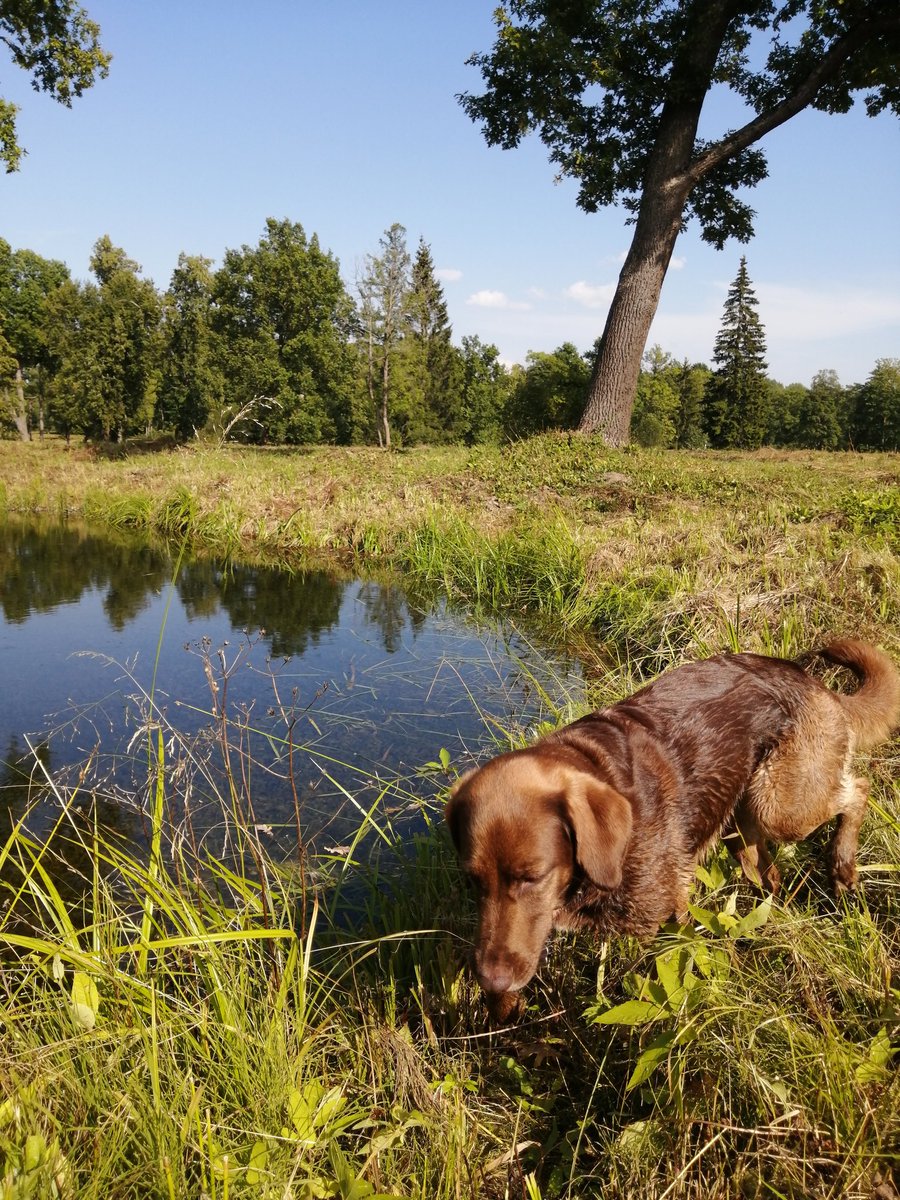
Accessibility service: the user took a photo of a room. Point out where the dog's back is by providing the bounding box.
[550,652,810,854]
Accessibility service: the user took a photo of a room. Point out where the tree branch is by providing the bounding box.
[685,15,900,186]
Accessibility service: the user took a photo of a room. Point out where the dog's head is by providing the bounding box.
[445,745,632,1012]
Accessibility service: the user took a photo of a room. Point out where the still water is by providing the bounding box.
[0,518,587,853]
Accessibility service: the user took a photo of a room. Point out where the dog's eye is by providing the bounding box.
[512,875,541,893]
[465,873,487,897]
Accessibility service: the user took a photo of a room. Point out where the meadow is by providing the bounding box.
[0,436,898,1199]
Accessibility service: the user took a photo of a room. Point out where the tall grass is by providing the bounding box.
[3,635,898,1198]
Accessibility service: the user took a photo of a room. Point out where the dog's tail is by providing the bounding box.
[813,638,900,752]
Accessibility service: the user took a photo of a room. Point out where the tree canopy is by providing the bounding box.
[461,0,900,445]
[1,0,110,172]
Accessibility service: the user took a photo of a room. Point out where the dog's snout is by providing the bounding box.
[474,944,527,996]
[476,962,515,995]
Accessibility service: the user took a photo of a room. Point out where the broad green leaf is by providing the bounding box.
[591,999,667,1026]
[627,1031,678,1089]
[654,951,689,1009]
[71,971,100,1030]
[855,1028,895,1081]
[314,1085,347,1130]
[731,895,773,938]
[246,1140,268,1185]
[24,1133,46,1172]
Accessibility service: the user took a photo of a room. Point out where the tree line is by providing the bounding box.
[1,225,897,450]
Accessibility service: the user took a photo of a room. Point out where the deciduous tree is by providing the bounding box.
[158,254,223,439]
[461,1,900,446]
[503,342,589,437]
[458,334,509,444]
[0,238,69,438]
[853,358,900,450]
[795,368,846,449]
[357,223,412,449]
[1,0,110,171]
[212,219,358,444]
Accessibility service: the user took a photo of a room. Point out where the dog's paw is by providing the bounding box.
[830,857,858,899]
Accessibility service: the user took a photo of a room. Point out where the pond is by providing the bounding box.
[0,518,589,858]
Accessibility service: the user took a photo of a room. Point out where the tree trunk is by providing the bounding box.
[380,348,392,450]
[578,193,687,445]
[578,0,740,446]
[12,364,30,441]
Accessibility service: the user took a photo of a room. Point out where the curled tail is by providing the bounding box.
[813,638,900,752]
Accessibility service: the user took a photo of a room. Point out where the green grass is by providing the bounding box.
[1,435,899,1197]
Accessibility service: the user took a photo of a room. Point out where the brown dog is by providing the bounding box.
[446,639,899,1018]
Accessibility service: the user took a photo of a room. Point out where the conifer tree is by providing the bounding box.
[704,257,769,449]
[406,238,460,440]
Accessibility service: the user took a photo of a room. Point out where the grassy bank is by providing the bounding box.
[1,436,899,1198]
[1,437,899,661]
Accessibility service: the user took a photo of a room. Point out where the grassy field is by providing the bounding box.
[1,436,898,1199]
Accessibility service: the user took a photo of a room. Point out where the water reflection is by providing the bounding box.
[0,518,586,856]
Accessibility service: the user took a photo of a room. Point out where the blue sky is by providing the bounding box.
[3,1,898,385]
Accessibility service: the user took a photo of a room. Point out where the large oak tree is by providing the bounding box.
[461,0,900,446]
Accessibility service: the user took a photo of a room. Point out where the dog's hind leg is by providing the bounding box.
[829,775,869,897]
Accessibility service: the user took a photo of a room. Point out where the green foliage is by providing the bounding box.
[211,218,359,445]
[356,222,413,449]
[461,1,900,245]
[52,237,162,441]
[793,368,846,450]
[402,238,462,443]
[630,346,680,447]
[0,239,70,439]
[457,334,509,444]
[503,342,589,436]
[157,253,223,439]
[766,379,810,447]
[852,357,900,450]
[0,0,110,172]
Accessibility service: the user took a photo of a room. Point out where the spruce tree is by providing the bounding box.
[406,238,460,441]
[704,257,769,449]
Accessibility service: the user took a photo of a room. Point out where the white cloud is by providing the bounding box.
[755,282,900,341]
[436,267,462,282]
[564,279,617,309]
[670,255,686,270]
[527,286,547,300]
[466,289,531,311]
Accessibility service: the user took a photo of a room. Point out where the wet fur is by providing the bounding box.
[446,639,900,1019]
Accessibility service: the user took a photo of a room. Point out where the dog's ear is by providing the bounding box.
[444,768,477,851]
[563,775,632,889]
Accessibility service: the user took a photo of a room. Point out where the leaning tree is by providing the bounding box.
[460,0,900,445]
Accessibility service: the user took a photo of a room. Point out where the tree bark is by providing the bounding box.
[12,364,30,441]
[578,191,688,445]
[380,349,392,450]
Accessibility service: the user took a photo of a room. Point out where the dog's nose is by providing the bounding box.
[477,966,514,995]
